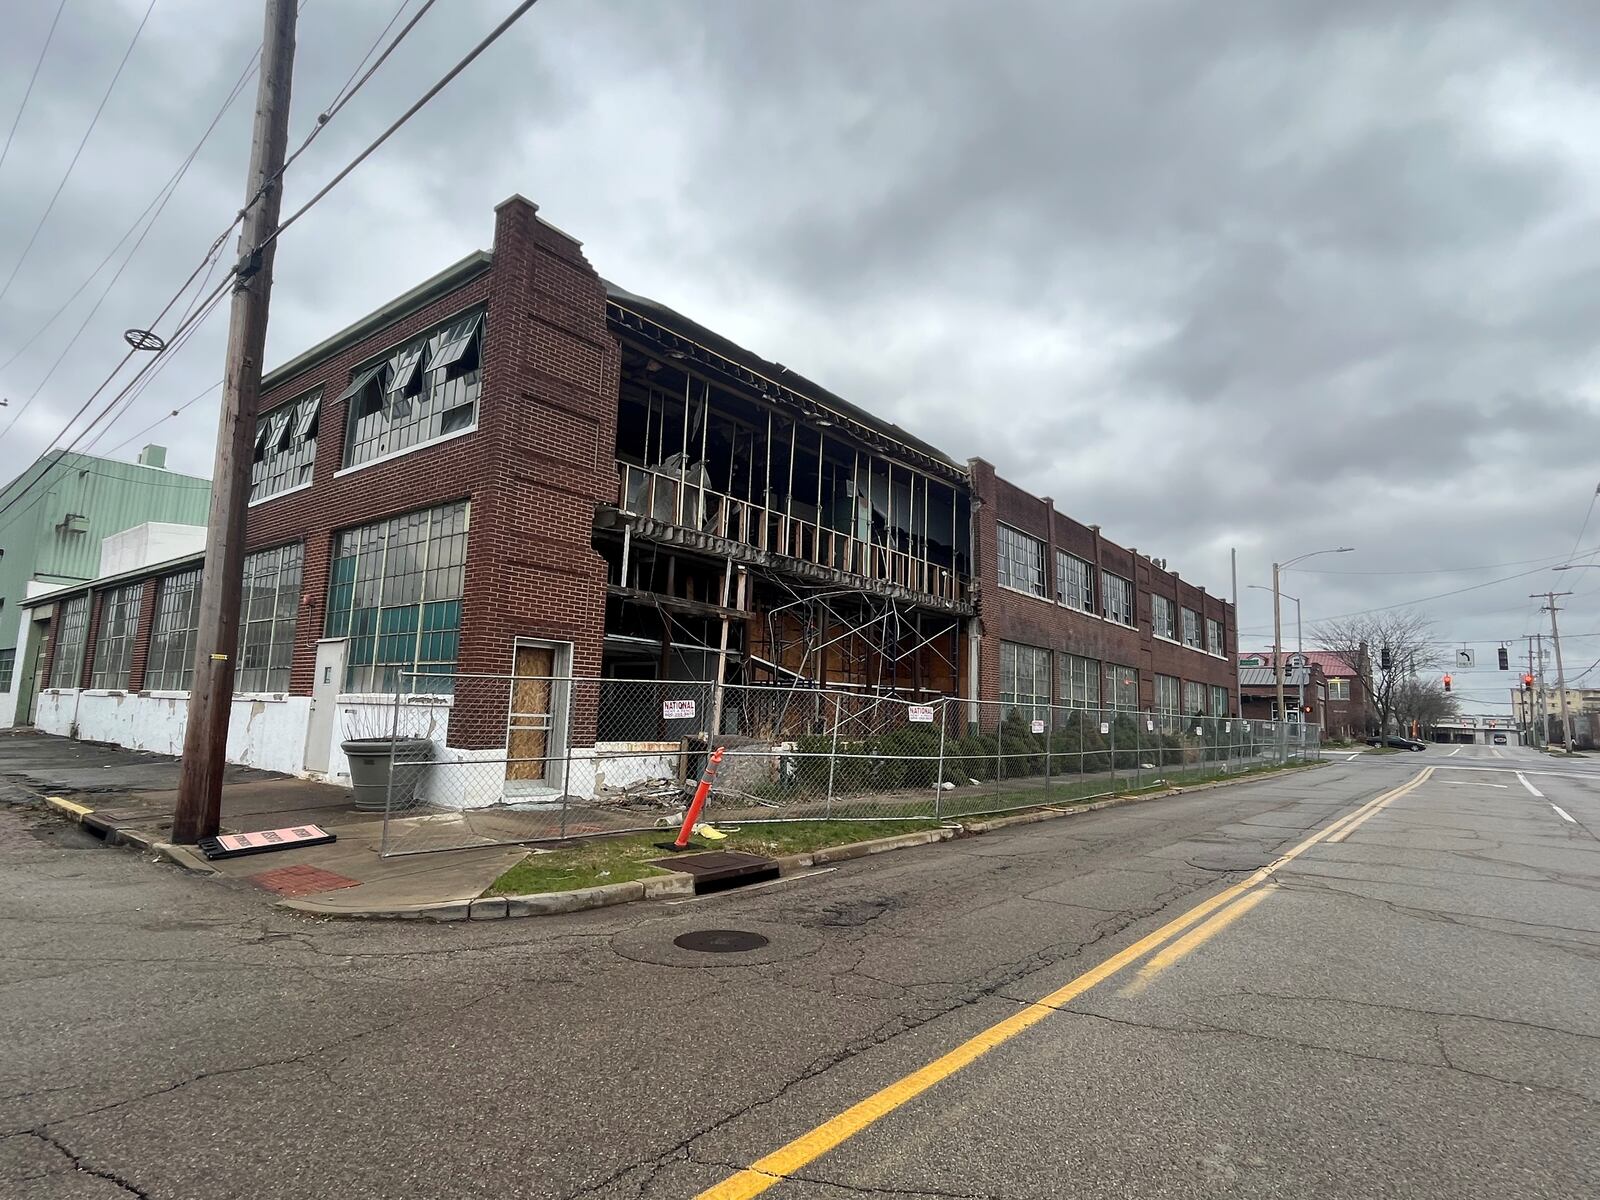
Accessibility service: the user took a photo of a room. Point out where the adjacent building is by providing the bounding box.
[968,461,1235,724]
[1238,663,1327,729]
[1242,649,1371,739]
[0,447,209,724]
[6,195,1237,791]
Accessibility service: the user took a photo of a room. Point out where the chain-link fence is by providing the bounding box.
[367,674,1321,855]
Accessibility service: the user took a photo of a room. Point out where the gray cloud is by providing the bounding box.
[3,0,1598,708]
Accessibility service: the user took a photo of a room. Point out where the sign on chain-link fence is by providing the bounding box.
[370,674,1321,855]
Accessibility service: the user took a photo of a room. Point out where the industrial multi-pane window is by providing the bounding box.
[996,524,1045,598]
[1152,594,1176,640]
[1055,551,1094,611]
[146,568,203,691]
[89,583,142,689]
[999,641,1051,720]
[250,389,320,501]
[1206,617,1224,655]
[1105,662,1138,709]
[1183,681,1206,715]
[0,648,14,693]
[1059,653,1100,709]
[1101,571,1133,625]
[325,500,468,693]
[47,594,89,688]
[236,544,303,693]
[340,309,483,469]
[1155,673,1180,713]
[1181,607,1201,648]
[1211,685,1229,717]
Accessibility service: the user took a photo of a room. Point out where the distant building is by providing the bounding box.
[0,447,209,723]
[1511,686,1600,726]
[1238,664,1327,729]
[1241,649,1371,738]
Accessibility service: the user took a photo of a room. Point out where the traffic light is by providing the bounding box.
[1380,646,1393,671]
[1497,647,1509,671]
[1522,673,1534,691]
[1301,704,1313,715]
[1443,673,1452,692]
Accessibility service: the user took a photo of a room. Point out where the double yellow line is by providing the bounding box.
[695,767,1434,1200]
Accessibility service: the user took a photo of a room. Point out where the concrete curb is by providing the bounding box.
[151,842,220,876]
[43,794,163,853]
[33,761,1326,922]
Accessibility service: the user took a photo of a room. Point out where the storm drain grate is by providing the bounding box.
[673,929,771,953]
[649,850,780,894]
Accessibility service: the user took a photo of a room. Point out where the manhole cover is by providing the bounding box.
[672,929,771,953]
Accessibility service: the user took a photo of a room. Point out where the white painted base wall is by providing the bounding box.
[33,690,312,777]
[23,689,657,809]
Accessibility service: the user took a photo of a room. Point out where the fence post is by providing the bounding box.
[558,678,574,840]
[380,689,401,856]
[1106,709,1115,792]
[1043,705,1053,802]
[994,706,1004,805]
[1136,715,1145,791]
[825,694,841,819]
[934,700,947,820]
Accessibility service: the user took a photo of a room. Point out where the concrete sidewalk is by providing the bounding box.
[0,729,526,917]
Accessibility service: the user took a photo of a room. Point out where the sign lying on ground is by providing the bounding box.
[908,705,935,723]
[198,825,336,860]
[662,699,696,720]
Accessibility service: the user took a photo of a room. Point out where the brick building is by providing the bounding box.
[967,461,1235,721]
[1243,650,1370,738]
[1238,663,1327,729]
[11,194,1235,791]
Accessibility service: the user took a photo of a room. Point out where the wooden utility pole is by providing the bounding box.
[172,0,298,843]
[1534,591,1575,755]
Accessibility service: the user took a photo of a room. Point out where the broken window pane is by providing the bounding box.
[341,309,484,468]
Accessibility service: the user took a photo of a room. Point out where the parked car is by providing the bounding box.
[1493,734,1507,745]
[1365,735,1428,751]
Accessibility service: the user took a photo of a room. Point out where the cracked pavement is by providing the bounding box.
[3,744,1597,1198]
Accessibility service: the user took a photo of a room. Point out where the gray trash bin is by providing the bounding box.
[342,737,435,812]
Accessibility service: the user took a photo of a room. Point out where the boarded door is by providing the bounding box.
[508,644,556,784]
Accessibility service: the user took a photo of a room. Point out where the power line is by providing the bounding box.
[0,0,69,178]
[0,38,259,387]
[24,0,431,459]
[260,0,542,257]
[1292,550,1586,576]
[0,0,160,307]
[0,0,423,509]
[0,0,538,534]
[101,380,222,460]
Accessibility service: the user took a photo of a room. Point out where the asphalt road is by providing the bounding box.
[3,750,1596,1199]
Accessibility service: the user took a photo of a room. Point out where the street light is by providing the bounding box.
[1272,548,1353,743]
[1248,584,1304,716]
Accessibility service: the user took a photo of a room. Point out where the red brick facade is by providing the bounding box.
[969,459,1236,717]
[238,196,617,744]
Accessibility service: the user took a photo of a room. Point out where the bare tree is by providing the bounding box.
[1314,609,1440,735]
[1392,675,1460,734]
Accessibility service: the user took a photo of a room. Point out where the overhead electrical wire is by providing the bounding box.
[0,0,417,491]
[0,0,69,178]
[260,0,542,257]
[0,39,260,389]
[0,0,160,307]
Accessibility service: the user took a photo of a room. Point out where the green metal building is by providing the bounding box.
[0,446,211,721]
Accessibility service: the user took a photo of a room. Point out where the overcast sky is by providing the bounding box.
[3,0,1599,710]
